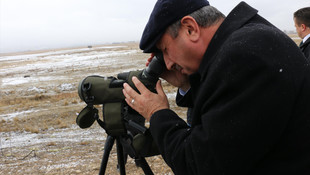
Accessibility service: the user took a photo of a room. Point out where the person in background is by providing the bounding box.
[123,0,310,174]
[294,7,310,59]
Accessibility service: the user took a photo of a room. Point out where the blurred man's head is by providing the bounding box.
[294,7,310,39]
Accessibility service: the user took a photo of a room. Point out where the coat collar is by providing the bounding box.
[195,1,258,81]
[300,36,310,48]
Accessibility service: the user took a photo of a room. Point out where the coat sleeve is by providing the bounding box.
[150,27,306,174]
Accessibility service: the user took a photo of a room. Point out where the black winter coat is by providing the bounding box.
[150,2,310,175]
[300,37,310,60]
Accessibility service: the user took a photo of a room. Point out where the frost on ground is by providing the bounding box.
[0,43,186,174]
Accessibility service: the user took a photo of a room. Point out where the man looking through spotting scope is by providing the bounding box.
[122,0,310,174]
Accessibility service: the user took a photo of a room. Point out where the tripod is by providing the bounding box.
[77,102,157,175]
[98,135,154,175]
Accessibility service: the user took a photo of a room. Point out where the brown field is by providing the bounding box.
[288,33,303,45]
[0,34,302,175]
[0,42,184,174]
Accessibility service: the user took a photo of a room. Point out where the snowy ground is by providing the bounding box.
[0,43,182,174]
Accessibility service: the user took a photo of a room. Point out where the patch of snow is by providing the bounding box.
[166,92,177,101]
[0,126,106,149]
[27,86,45,93]
[58,83,75,91]
[0,109,40,121]
[2,76,68,86]
[0,45,128,61]
[0,48,139,87]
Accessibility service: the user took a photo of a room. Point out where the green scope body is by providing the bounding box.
[78,52,165,105]
[78,76,125,105]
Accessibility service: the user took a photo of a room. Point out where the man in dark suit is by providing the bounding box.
[294,7,310,60]
[123,1,310,174]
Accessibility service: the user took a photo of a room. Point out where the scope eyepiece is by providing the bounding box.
[142,52,166,82]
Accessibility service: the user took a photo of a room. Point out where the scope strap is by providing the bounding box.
[103,102,126,137]
[96,114,105,130]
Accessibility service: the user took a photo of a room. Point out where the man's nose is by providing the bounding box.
[164,57,174,70]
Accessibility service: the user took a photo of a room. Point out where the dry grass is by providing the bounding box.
[0,42,180,174]
[288,33,302,45]
[0,91,81,132]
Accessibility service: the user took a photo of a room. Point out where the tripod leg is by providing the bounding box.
[99,135,115,175]
[135,157,154,175]
[116,138,126,175]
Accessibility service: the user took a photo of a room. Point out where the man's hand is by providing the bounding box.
[122,76,169,121]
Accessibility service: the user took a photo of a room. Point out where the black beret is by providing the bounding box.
[140,0,210,53]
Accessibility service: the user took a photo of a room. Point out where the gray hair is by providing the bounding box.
[167,6,225,38]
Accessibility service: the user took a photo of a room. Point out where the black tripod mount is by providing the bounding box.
[98,135,154,175]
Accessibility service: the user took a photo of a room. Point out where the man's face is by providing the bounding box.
[294,17,304,39]
[156,31,201,75]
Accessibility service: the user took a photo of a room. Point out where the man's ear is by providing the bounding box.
[301,24,307,31]
[180,16,200,41]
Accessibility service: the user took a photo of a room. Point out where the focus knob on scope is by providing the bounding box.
[117,52,166,92]
[117,52,165,82]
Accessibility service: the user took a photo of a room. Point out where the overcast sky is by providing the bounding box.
[0,0,309,54]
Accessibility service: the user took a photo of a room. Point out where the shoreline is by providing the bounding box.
[1,33,301,57]
[0,41,139,57]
